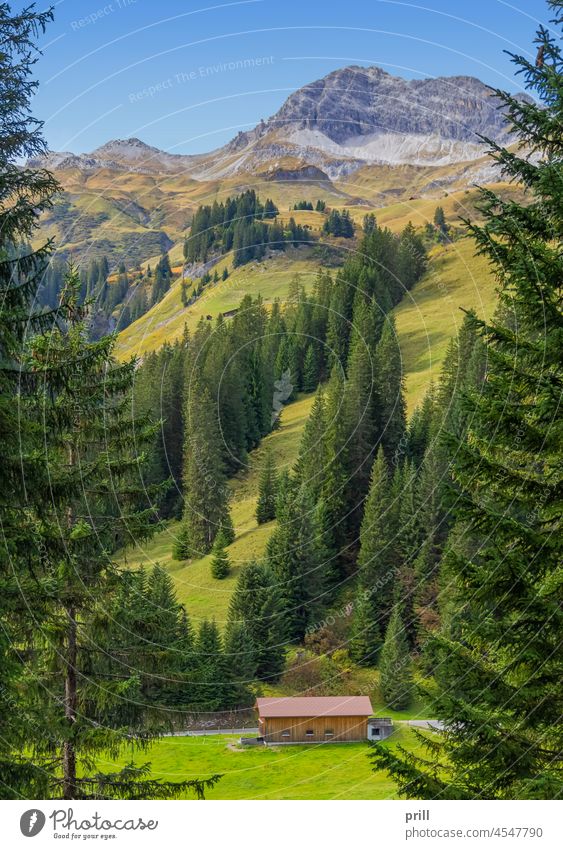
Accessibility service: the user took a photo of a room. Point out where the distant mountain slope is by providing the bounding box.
[217,66,523,178]
[31,65,525,180]
[29,64,527,267]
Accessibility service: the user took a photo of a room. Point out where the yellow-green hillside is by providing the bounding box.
[116,248,319,361]
[120,240,500,625]
[394,238,498,412]
[120,392,315,626]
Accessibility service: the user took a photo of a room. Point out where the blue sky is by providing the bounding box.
[29,0,552,155]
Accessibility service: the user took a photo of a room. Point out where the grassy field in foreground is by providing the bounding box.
[99,725,428,800]
[394,238,498,412]
[120,393,315,626]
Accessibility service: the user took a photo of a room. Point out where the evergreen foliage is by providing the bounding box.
[323,208,355,237]
[184,190,290,267]
[175,381,230,558]
[378,606,413,710]
[372,4,563,799]
[376,315,407,467]
[0,2,65,799]
[227,561,286,682]
[350,449,394,661]
[211,530,231,579]
[256,449,278,524]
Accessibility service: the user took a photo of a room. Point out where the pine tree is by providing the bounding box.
[302,344,318,391]
[349,590,382,666]
[376,315,407,468]
[223,621,256,707]
[372,4,563,799]
[256,449,278,524]
[0,3,66,799]
[195,620,226,710]
[175,381,229,558]
[293,387,327,500]
[378,606,413,710]
[342,296,380,539]
[228,562,286,681]
[211,530,230,579]
[352,449,394,658]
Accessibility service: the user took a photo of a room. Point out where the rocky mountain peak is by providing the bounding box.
[28,64,528,180]
[266,65,512,145]
[90,137,163,160]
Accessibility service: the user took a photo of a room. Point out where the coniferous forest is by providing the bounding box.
[0,0,561,808]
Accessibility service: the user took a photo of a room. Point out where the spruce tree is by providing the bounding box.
[342,296,380,539]
[395,460,423,647]
[219,510,236,545]
[326,272,354,371]
[302,343,318,391]
[256,448,278,524]
[372,3,563,799]
[266,479,309,640]
[293,386,328,500]
[195,619,226,710]
[228,562,286,681]
[0,3,64,798]
[175,380,230,558]
[320,367,349,574]
[0,12,218,800]
[376,315,407,468]
[30,267,219,800]
[355,448,396,634]
[349,590,382,666]
[223,621,256,707]
[378,606,413,710]
[407,385,435,467]
[211,529,230,579]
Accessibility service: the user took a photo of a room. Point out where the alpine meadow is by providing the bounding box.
[0,0,561,829]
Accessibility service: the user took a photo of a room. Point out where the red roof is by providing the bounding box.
[256,696,373,718]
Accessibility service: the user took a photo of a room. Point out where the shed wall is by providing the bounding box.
[260,715,368,743]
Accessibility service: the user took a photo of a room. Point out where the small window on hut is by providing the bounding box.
[281,730,290,738]
[305,729,315,737]
[324,729,334,737]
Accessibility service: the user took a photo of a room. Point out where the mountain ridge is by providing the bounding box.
[30,64,526,179]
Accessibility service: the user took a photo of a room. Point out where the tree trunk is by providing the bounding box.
[62,604,78,800]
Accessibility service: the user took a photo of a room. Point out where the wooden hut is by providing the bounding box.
[255,696,373,744]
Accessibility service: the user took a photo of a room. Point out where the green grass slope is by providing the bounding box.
[116,248,320,361]
[98,724,429,800]
[394,238,497,412]
[121,392,315,626]
[121,240,500,621]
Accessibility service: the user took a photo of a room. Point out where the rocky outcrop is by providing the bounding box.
[262,165,330,182]
[267,66,517,144]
